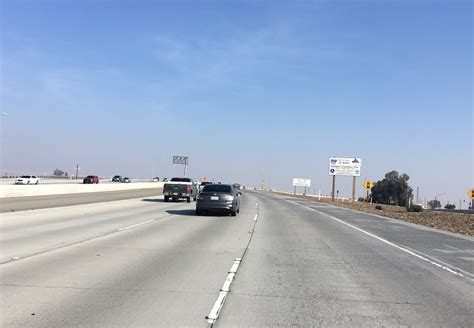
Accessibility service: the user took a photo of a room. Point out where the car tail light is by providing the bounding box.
[186,185,190,193]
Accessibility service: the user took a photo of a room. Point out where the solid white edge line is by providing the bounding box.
[117,219,154,231]
[206,258,242,324]
[286,199,472,281]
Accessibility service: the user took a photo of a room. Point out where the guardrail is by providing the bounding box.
[0,182,165,198]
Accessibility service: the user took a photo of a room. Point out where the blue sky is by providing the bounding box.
[1,0,472,205]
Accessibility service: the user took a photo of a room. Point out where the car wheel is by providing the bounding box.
[164,196,169,202]
[230,210,237,217]
[196,210,201,216]
[237,207,240,213]
[35,181,39,185]
[27,181,30,185]
[187,197,191,203]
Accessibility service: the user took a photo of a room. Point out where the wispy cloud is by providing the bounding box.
[150,23,343,96]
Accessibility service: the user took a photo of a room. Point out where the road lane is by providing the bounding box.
[217,191,473,327]
[279,194,474,279]
[0,188,164,213]
[0,196,179,263]
[0,192,257,327]
[1,191,473,327]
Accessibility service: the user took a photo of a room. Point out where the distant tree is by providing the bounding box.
[428,199,441,209]
[444,203,455,210]
[371,170,413,207]
[53,169,65,176]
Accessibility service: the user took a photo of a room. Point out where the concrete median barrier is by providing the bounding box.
[0,182,165,198]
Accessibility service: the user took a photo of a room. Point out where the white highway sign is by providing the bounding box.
[329,157,361,176]
[293,178,311,187]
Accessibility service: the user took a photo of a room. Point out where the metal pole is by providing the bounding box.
[294,186,296,195]
[184,164,187,177]
[416,186,419,204]
[352,176,356,203]
[331,175,336,202]
[304,186,307,196]
[75,164,79,180]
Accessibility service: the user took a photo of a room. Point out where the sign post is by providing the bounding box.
[352,176,356,202]
[468,188,474,210]
[363,180,374,200]
[293,178,311,195]
[173,156,189,177]
[329,157,361,202]
[331,175,336,202]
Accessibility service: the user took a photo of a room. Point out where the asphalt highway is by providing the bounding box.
[1,191,472,327]
[0,188,164,213]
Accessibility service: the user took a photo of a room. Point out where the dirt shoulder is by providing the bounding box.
[274,192,474,237]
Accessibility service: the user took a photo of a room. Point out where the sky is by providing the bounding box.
[1,0,472,206]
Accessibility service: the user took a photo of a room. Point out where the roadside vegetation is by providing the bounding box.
[275,169,473,236]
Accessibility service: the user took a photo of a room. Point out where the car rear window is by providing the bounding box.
[201,182,213,185]
[202,185,232,193]
[170,178,192,182]
[20,175,31,178]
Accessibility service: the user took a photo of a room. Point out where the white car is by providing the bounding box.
[15,175,39,185]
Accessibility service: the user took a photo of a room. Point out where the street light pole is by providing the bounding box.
[435,193,446,208]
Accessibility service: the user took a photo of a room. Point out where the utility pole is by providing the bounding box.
[75,164,79,180]
[416,186,419,204]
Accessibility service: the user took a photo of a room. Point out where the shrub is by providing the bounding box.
[444,203,455,210]
[357,197,366,202]
[375,205,383,210]
[408,204,423,212]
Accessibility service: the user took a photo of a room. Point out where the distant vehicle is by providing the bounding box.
[196,184,241,216]
[163,177,198,203]
[152,177,159,182]
[112,175,122,182]
[122,177,131,183]
[199,181,213,192]
[83,175,99,184]
[163,178,168,182]
[233,183,241,190]
[15,175,39,185]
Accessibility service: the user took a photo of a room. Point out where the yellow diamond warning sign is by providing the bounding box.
[363,180,374,190]
[468,188,474,199]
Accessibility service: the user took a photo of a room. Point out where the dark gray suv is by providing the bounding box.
[196,184,241,216]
